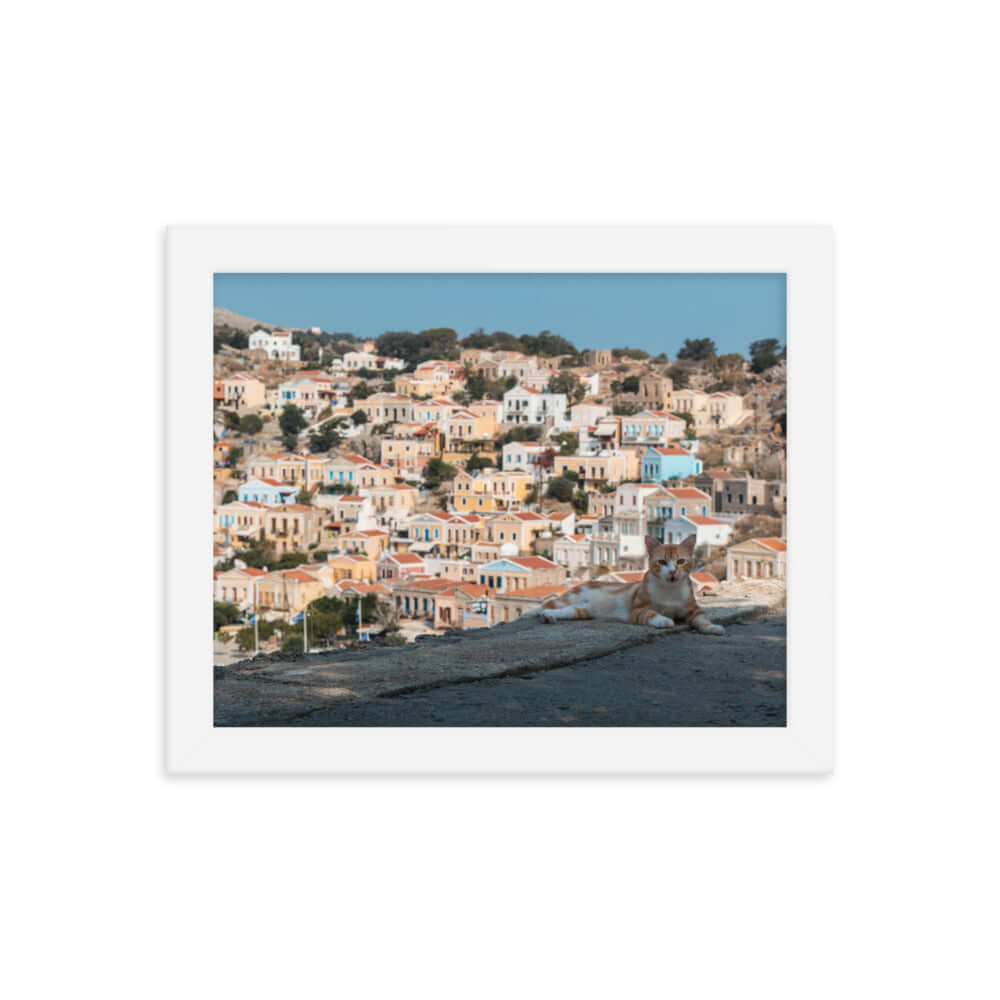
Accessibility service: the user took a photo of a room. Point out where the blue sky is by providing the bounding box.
[214,273,785,357]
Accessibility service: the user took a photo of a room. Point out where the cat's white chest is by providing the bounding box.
[648,579,692,616]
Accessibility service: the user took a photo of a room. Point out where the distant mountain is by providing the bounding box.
[214,307,286,333]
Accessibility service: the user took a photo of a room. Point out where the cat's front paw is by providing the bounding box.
[649,614,675,629]
[703,623,725,636]
[540,611,557,624]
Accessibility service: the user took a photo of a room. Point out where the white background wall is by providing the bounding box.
[4,3,998,1000]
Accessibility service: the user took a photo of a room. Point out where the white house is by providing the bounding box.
[502,386,568,426]
[343,351,405,372]
[552,533,592,573]
[248,328,301,361]
[501,441,551,473]
[569,403,611,429]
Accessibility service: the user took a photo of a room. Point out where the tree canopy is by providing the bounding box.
[676,338,717,362]
[279,404,307,437]
[376,328,461,366]
[546,372,579,396]
[423,457,458,488]
[238,413,263,435]
[749,338,784,373]
[308,418,344,453]
[546,477,575,502]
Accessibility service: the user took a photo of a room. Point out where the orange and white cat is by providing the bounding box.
[536,534,724,635]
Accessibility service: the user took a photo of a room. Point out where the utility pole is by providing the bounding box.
[253,579,259,657]
[303,605,308,654]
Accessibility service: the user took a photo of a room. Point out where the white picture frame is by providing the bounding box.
[167,225,833,774]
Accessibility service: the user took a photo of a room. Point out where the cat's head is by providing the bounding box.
[645,534,696,584]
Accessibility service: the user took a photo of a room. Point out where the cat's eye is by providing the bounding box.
[677,559,687,566]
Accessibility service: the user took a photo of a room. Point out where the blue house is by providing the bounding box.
[641,446,703,483]
[238,478,298,506]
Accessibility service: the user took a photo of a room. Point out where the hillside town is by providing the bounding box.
[213,313,787,658]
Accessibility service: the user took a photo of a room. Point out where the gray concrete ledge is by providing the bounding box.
[214,597,773,727]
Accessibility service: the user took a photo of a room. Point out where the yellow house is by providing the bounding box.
[726,537,786,580]
[255,568,328,619]
[380,433,439,471]
[262,504,325,554]
[214,501,267,547]
[553,450,639,485]
[410,398,457,424]
[360,393,414,423]
[451,470,534,513]
[444,407,495,443]
[466,401,503,435]
[361,483,419,522]
[214,566,268,609]
[338,529,390,559]
[326,553,377,583]
[221,374,266,409]
[247,453,327,490]
[485,511,550,553]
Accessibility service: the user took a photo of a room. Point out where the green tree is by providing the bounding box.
[466,452,492,472]
[279,404,307,437]
[275,551,310,570]
[213,601,241,631]
[749,338,783,373]
[351,409,368,426]
[667,365,690,389]
[676,338,717,362]
[226,445,243,467]
[612,347,649,360]
[673,411,695,435]
[554,431,579,455]
[224,410,241,432]
[621,375,640,394]
[423,457,458,488]
[519,331,579,357]
[348,380,375,400]
[281,433,299,452]
[308,419,344,453]
[497,425,543,445]
[222,489,238,504]
[571,488,590,514]
[546,477,575,502]
[546,372,579,396]
[238,413,263,435]
[281,632,306,654]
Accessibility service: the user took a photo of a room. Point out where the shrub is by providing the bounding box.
[546,477,574,502]
[238,413,263,435]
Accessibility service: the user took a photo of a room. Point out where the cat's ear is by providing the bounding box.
[680,533,696,555]
[644,535,660,555]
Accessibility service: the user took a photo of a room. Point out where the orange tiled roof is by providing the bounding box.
[684,515,727,526]
[665,488,711,500]
[510,556,559,570]
[391,552,425,564]
[757,538,787,551]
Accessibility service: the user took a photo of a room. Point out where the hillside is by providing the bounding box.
[213,307,286,333]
